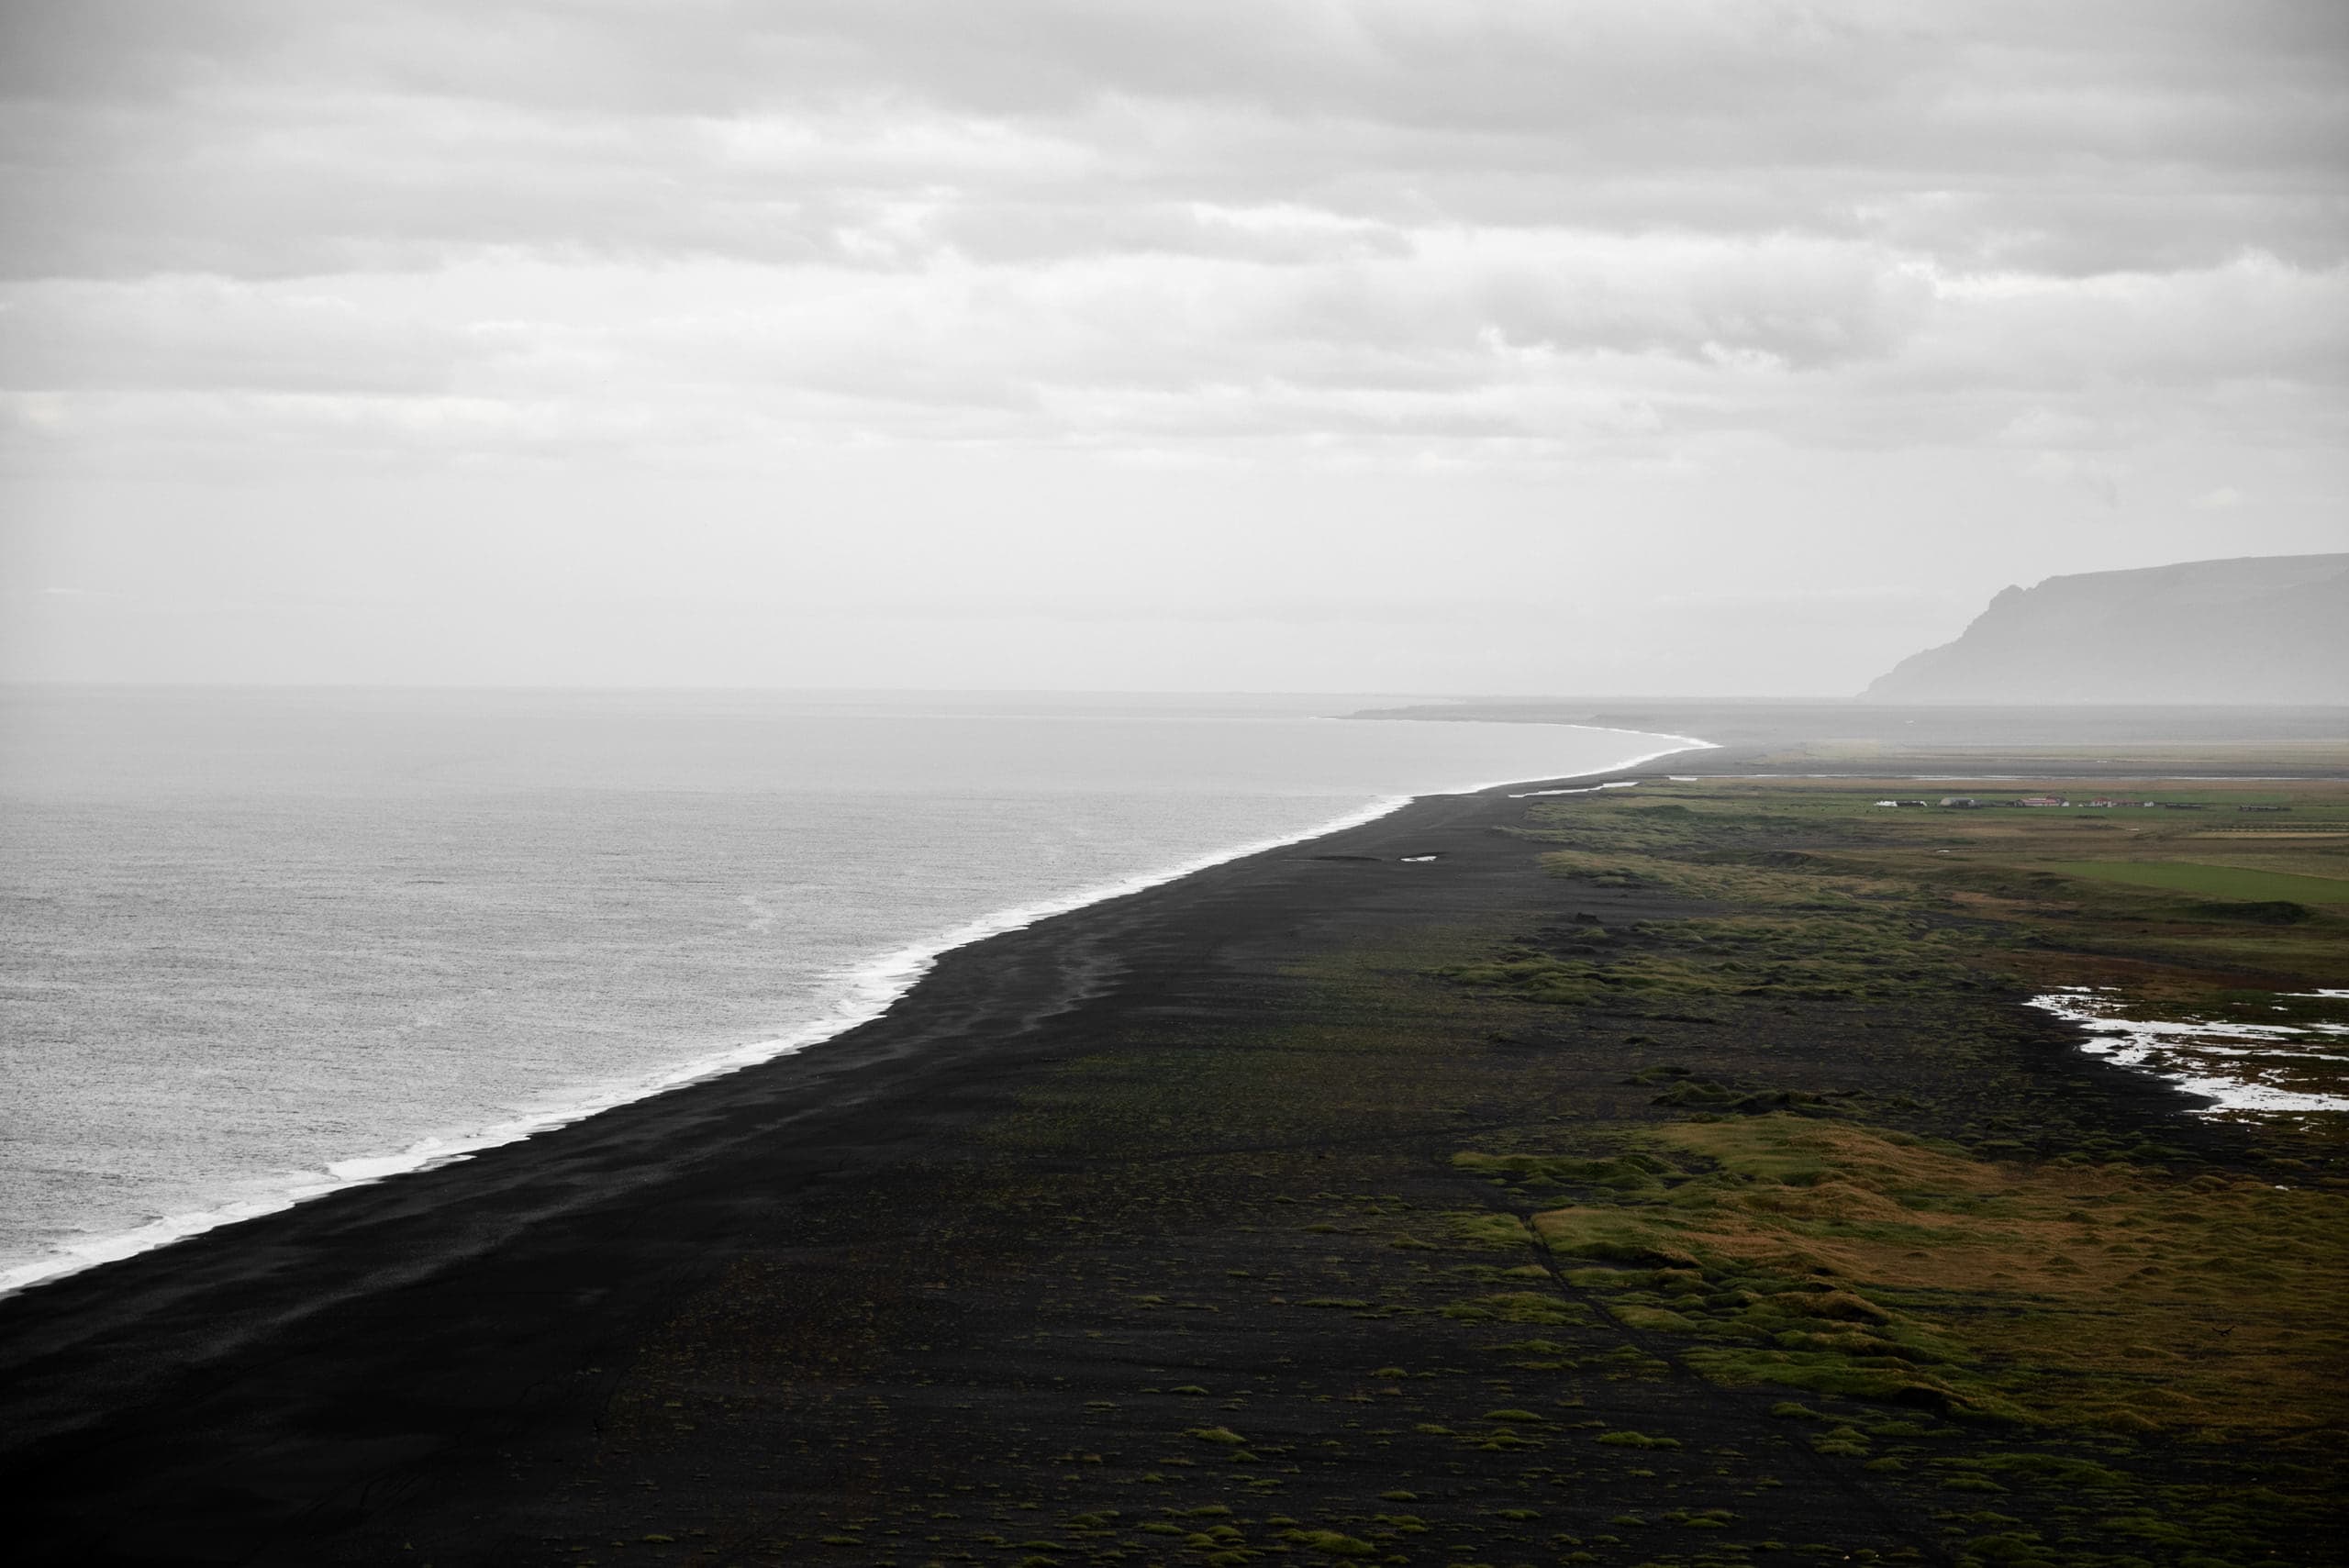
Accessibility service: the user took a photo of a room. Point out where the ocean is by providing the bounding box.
[0,687,1694,1294]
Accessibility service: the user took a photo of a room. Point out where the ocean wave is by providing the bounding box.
[0,726,1710,1299]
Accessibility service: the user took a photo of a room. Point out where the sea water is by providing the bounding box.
[0,687,1698,1293]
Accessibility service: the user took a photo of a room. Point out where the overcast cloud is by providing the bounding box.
[3,0,2343,692]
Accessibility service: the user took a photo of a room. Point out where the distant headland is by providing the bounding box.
[1864,552,2349,705]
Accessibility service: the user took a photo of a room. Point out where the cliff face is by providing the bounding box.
[1864,553,2349,705]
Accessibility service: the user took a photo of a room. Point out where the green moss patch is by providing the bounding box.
[1486,1114,2349,1432]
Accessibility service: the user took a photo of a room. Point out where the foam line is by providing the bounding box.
[0,726,1713,1298]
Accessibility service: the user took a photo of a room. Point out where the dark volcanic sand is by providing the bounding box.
[0,761,2290,1566]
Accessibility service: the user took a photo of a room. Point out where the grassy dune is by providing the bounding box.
[1412,773,2348,1562]
[1466,1115,2349,1433]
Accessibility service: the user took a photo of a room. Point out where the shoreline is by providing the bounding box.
[0,759,1702,1485]
[1,737,2338,1565]
[0,724,1713,1305]
[0,726,1709,1302]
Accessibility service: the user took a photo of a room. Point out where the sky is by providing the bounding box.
[2,0,2343,695]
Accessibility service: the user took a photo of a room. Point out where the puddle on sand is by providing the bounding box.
[2031,987,2349,1116]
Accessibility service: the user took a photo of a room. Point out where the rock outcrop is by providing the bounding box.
[1864,553,2349,705]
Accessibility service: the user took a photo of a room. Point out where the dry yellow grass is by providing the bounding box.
[1525,1116,2349,1433]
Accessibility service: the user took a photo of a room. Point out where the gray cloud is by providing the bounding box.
[4,1,2343,280]
[1,0,2342,695]
[0,276,473,392]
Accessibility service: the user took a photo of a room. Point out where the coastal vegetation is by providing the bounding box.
[2043,859,2349,907]
[334,766,2346,1568]
[1455,1114,2348,1432]
[1498,774,2349,1038]
[1411,774,2347,1562]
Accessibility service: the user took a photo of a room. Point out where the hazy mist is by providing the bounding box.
[4,1,2344,694]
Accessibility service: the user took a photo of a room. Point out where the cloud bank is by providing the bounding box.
[2,1,2342,690]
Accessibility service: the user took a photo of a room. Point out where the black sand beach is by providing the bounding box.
[3,772,1625,1563]
[3,734,2342,1567]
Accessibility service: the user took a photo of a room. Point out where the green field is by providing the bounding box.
[2050,859,2349,906]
